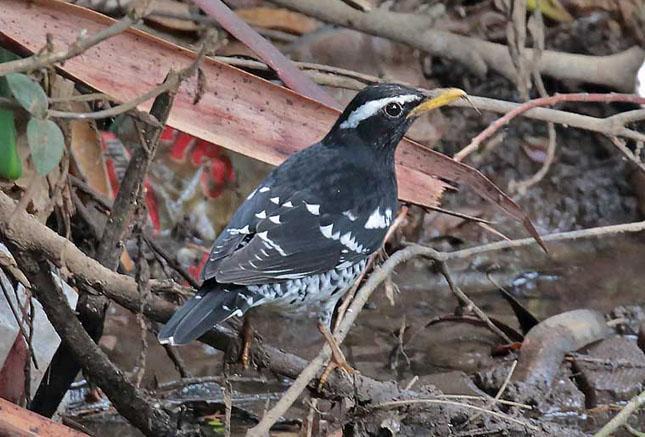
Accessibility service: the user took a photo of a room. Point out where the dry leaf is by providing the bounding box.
[236,7,320,35]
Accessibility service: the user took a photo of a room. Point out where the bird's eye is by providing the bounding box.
[384,102,403,118]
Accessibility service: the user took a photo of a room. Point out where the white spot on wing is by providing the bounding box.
[246,188,257,200]
[259,186,270,193]
[159,336,175,345]
[343,210,357,221]
[257,231,287,256]
[339,231,362,252]
[239,294,254,306]
[255,210,267,219]
[270,196,280,204]
[274,273,303,279]
[365,207,388,229]
[337,261,353,269]
[283,201,293,208]
[229,225,250,235]
[269,215,281,224]
[305,202,320,215]
[340,94,422,129]
[320,224,334,238]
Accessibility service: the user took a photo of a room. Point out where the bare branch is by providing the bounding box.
[455,93,645,162]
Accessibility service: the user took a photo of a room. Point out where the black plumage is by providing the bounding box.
[159,83,464,345]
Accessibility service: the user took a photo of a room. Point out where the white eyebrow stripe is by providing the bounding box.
[339,94,421,129]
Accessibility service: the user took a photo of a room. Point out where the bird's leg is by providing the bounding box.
[317,322,353,375]
[240,315,254,369]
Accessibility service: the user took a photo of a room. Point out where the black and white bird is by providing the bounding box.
[158,84,465,354]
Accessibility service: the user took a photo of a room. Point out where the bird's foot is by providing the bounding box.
[317,323,354,390]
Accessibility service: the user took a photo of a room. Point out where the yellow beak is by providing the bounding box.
[408,88,467,118]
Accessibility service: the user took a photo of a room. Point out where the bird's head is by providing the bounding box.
[325,83,465,154]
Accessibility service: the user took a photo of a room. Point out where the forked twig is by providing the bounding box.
[455,93,645,162]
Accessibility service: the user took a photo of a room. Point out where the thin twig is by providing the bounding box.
[438,393,531,409]
[0,4,147,76]
[46,70,193,126]
[374,398,538,431]
[0,271,38,368]
[437,262,512,344]
[48,92,111,103]
[593,388,645,437]
[162,344,192,378]
[224,377,233,437]
[144,236,200,289]
[609,136,645,174]
[464,360,518,426]
[510,122,557,193]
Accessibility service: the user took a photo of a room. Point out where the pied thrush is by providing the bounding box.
[158,84,465,365]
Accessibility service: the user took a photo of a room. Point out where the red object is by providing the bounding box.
[168,131,196,163]
[187,252,210,280]
[0,336,27,404]
[164,127,236,199]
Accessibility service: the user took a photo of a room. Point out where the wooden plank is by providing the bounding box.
[0,397,88,436]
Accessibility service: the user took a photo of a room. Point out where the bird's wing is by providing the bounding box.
[202,188,392,285]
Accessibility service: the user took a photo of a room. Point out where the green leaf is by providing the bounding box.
[27,118,64,175]
[5,73,48,118]
[0,48,20,98]
[0,47,19,64]
[0,109,21,180]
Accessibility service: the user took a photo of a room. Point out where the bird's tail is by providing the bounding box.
[158,281,257,345]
